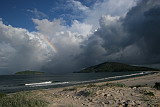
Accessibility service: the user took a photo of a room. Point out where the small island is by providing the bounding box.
[79,62,159,73]
[15,70,44,75]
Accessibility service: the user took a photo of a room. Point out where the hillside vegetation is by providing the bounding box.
[80,62,159,73]
[15,70,44,75]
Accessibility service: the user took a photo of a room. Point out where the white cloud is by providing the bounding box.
[31,18,94,72]
[69,0,89,12]
[84,0,137,29]
[32,18,92,56]
[0,21,54,74]
[27,8,48,19]
[0,18,93,74]
[99,15,120,27]
[50,0,90,21]
[32,19,66,36]
[70,20,92,37]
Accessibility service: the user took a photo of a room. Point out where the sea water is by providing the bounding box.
[0,72,152,93]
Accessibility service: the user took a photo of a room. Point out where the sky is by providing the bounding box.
[0,0,160,74]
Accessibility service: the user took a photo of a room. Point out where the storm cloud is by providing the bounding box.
[0,0,160,74]
[123,0,160,64]
[79,0,160,67]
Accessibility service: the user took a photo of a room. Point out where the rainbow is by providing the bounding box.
[42,36,57,53]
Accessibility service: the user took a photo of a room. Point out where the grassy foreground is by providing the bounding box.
[0,91,49,107]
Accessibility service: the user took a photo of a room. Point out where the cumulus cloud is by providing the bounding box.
[0,0,160,74]
[0,21,54,74]
[0,17,93,74]
[84,0,137,29]
[32,18,92,72]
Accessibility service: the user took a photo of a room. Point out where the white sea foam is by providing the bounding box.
[25,81,52,86]
[25,81,69,87]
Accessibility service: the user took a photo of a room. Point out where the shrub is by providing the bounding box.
[144,91,154,96]
[153,82,160,90]
[76,90,95,97]
[105,83,126,87]
[63,87,77,91]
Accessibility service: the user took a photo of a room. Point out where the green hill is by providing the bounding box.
[80,62,159,73]
[15,70,44,75]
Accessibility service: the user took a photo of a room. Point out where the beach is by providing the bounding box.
[1,72,160,107]
[21,71,160,107]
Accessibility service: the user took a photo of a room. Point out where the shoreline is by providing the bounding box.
[1,71,154,93]
[95,71,160,87]
[40,71,159,91]
[2,71,160,107]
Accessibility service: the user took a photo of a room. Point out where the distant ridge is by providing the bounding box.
[79,62,159,73]
[15,70,44,75]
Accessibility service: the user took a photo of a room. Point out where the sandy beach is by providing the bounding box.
[22,72,160,107]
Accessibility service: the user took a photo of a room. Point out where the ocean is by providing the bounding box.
[0,72,151,93]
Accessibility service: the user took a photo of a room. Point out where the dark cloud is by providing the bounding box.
[79,0,160,67]
[123,0,160,64]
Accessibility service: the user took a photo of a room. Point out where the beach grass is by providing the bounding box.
[104,83,126,87]
[96,82,126,88]
[63,87,77,91]
[0,91,49,107]
[86,83,97,88]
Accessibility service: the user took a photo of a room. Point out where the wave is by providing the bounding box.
[25,81,52,86]
[25,81,69,87]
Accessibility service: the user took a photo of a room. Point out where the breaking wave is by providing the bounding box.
[25,81,69,87]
